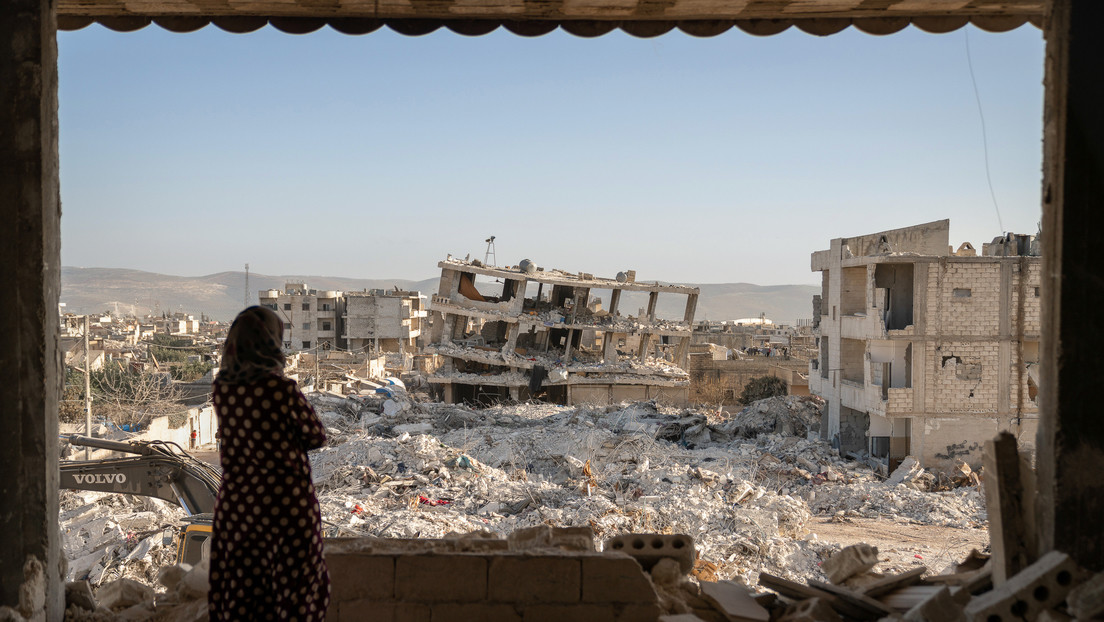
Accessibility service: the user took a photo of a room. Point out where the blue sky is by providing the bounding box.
[58,23,1045,285]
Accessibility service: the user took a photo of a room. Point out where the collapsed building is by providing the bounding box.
[426,258,699,406]
[809,220,1040,471]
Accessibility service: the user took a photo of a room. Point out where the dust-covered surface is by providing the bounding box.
[57,393,988,617]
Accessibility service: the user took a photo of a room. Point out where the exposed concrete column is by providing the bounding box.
[0,0,63,616]
[1037,0,1104,571]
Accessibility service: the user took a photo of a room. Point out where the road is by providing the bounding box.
[807,516,989,575]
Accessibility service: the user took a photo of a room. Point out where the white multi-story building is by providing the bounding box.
[343,289,427,353]
[259,283,341,351]
[259,284,424,353]
[809,220,1040,470]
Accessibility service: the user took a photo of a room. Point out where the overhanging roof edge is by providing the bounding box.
[56,15,1043,37]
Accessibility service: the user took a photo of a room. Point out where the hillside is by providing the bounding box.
[61,267,817,325]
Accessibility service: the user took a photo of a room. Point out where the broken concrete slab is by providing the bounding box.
[698,580,769,622]
[860,567,926,598]
[95,578,154,611]
[902,586,965,622]
[777,597,842,622]
[64,581,95,612]
[821,544,879,584]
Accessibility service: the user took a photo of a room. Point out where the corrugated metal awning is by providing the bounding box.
[57,0,1045,37]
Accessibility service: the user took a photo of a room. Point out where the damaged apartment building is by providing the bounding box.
[259,283,426,353]
[810,220,1040,471]
[427,257,699,406]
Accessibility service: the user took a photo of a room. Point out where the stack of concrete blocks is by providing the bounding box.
[963,551,1087,621]
[324,528,665,621]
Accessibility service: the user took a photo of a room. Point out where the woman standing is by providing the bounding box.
[208,306,330,621]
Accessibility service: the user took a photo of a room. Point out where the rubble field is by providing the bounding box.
[58,394,989,620]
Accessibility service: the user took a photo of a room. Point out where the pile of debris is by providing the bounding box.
[60,491,183,588]
[302,393,985,584]
[714,395,824,439]
[54,394,993,620]
[742,543,1104,622]
[62,561,210,622]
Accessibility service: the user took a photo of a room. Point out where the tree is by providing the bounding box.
[739,375,788,404]
[61,361,183,428]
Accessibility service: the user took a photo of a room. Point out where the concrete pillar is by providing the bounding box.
[1037,0,1104,571]
[0,0,63,616]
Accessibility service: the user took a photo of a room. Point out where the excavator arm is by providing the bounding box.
[60,435,221,515]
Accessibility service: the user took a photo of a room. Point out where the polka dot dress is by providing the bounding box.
[208,373,330,621]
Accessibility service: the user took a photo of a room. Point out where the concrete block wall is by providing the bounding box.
[839,266,867,316]
[927,341,1002,412]
[933,262,1002,335]
[887,388,913,414]
[324,547,661,622]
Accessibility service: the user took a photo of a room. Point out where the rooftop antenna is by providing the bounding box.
[244,263,250,307]
[484,236,496,266]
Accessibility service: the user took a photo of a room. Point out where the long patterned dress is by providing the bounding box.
[208,373,330,621]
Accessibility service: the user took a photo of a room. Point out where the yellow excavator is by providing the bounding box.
[60,435,219,565]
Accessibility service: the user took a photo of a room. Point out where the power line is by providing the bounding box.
[964,27,1005,234]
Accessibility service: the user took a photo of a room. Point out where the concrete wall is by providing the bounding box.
[323,542,661,622]
[838,219,950,258]
[139,406,218,449]
[913,416,1038,469]
[687,357,805,404]
[570,384,688,407]
[0,0,64,614]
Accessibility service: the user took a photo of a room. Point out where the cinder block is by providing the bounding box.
[396,555,487,603]
[964,551,1087,622]
[338,600,430,622]
[488,556,581,604]
[582,555,659,604]
[327,554,395,601]
[431,603,521,622]
[522,604,617,622]
[604,534,696,573]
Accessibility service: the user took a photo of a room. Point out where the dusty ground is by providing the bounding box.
[806,516,989,575]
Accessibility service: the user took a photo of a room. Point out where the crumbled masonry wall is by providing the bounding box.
[688,358,807,404]
[838,219,950,258]
[573,384,688,406]
[323,542,661,622]
[929,341,1001,412]
[839,407,868,454]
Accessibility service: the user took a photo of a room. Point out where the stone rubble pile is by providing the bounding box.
[306,393,985,585]
[55,394,990,620]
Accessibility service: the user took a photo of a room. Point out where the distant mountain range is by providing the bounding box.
[61,267,818,325]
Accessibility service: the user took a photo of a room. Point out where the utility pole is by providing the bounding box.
[83,315,92,460]
[244,263,250,308]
